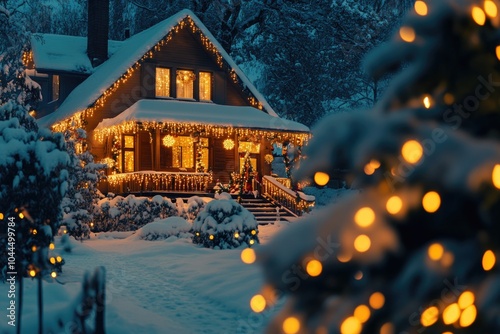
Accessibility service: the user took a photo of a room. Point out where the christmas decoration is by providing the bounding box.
[253,1,500,333]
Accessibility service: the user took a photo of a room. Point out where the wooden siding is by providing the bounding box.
[212,138,236,183]
[138,131,153,170]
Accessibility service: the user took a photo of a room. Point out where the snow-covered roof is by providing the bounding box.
[30,34,123,74]
[95,99,309,133]
[38,9,281,129]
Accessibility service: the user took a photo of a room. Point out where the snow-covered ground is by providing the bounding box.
[0,223,288,334]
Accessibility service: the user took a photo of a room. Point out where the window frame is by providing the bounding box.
[122,134,135,173]
[155,67,171,98]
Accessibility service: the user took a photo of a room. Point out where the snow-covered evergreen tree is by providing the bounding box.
[254,1,500,333]
[0,0,70,279]
[61,127,105,240]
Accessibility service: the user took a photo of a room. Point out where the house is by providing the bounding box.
[28,1,310,195]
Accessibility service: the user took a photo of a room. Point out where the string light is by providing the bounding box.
[162,135,176,147]
[340,316,362,334]
[458,291,475,309]
[305,259,322,277]
[414,1,428,16]
[386,196,403,215]
[420,306,439,327]
[379,323,394,334]
[353,305,371,323]
[234,232,240,238]
[250,294,266,313]
[472,6,487,25]
[428,243,444,261]
[369,292,385,310]
[282,317,300,334]
[29,269,36,277]
[484,0,498,18]
[401,140,423,164]
[442,303,460,324]
[459,305,477,327]
[354,235,371,253]
[50,271,57,278]
[492,164,500,188]
[422,191,441,213]
[399,26,416,42]
[314,172,329,186]
[241,248,256,264]
[354,207,375,228]
[107,172,212,193]
[482,250,496,271]
[423,95,431,109]
[49,243,55,250]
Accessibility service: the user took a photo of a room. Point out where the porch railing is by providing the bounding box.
[106,171,212,194]
[261,175,315,216]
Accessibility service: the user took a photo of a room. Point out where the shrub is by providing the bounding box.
[134,217,192,240]
[192,199,259,249]
[186,196,207,222]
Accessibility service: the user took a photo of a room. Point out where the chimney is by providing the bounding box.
[87,0,109,67]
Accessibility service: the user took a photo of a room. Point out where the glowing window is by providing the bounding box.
[52,75,60,101]
[123,135,135,172]
[238,142,260,154]
[124,151,134,172]
[124,135,135,149]
[199,72,212,100]
[199,138,209,170]
[176,70,195,99]
[173,136,194,168]
[155,67,171,97]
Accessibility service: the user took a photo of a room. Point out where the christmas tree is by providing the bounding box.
[252,1,500,333]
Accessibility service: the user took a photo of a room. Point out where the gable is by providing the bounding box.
[38,9,279,131]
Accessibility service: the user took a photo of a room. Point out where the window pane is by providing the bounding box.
[238,142,260,154]
[201,148,209,170]
[200,137,209,147]
[124,151,134,172]
[156,67,170,97]
[172,136,193,168]
[176,70,195,99]
[124,135,135,148]
[52,75,60,101]
[199,72,212,100]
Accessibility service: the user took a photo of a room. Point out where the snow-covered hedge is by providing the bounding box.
[192,199,259,249]
[186,196,206,222]
[93,195,177,231]
[134,217,192,240]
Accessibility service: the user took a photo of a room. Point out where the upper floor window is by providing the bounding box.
[155,67,171,98]
[176,70,195,99]
[199,72,212,101]
[52,75,60,101]
[123,135,135,172]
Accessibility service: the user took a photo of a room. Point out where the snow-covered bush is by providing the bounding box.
[61,127,105,240]
[176,197,188,219]
[93,195,177,232]
[134,217,192,240]
[192,199,259,249]
[186,196,206,222]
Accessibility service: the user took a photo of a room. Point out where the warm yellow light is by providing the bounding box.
[354,235,371,253]
[49,243,55,250]
[282,316,300,334]
[386,196,403,215]
[485,0,498,17]
[423,96,431,109]
[414,1,428,16]
[223,138,235,150]
[241,248,256,264]
[441,251,454,267]
[458,291,475,309]
[56,256,62,263]
[29,270,36,277]
[354,207,375,228]
[251,230,257,235]
[459,305,477,327]
[305,259,323,277]
[420,306,439,327]
[422,191,441,213]
[50,271,57,278]
[428,243,444,261]
[31,245,37,252]
[354,304,371,323]
[209,234,214,240]
[0,213,4,220]
[162,135,176,147]
[19,212,24,219]
[369,159,381,169]
[354,271,363,280]
[250,294,266,313]
[337,252,352,263]
[442,303,461,324]
[401,140,423,164]
[369,292,385,310]
[234,232,240,238]
[314,172,330,186]
[340,316,362,334]
[492,164,500,188]
[379,322,394,334]
[399,26,416,43]
[249,239,255,245]
[364,164,375,175]
[482,249,496,271]
[50,257,56,265]
[472,6,487,25]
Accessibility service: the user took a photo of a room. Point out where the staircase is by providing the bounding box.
[237,196,297,225]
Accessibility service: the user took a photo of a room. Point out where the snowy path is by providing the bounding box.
[58,236,267,334]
